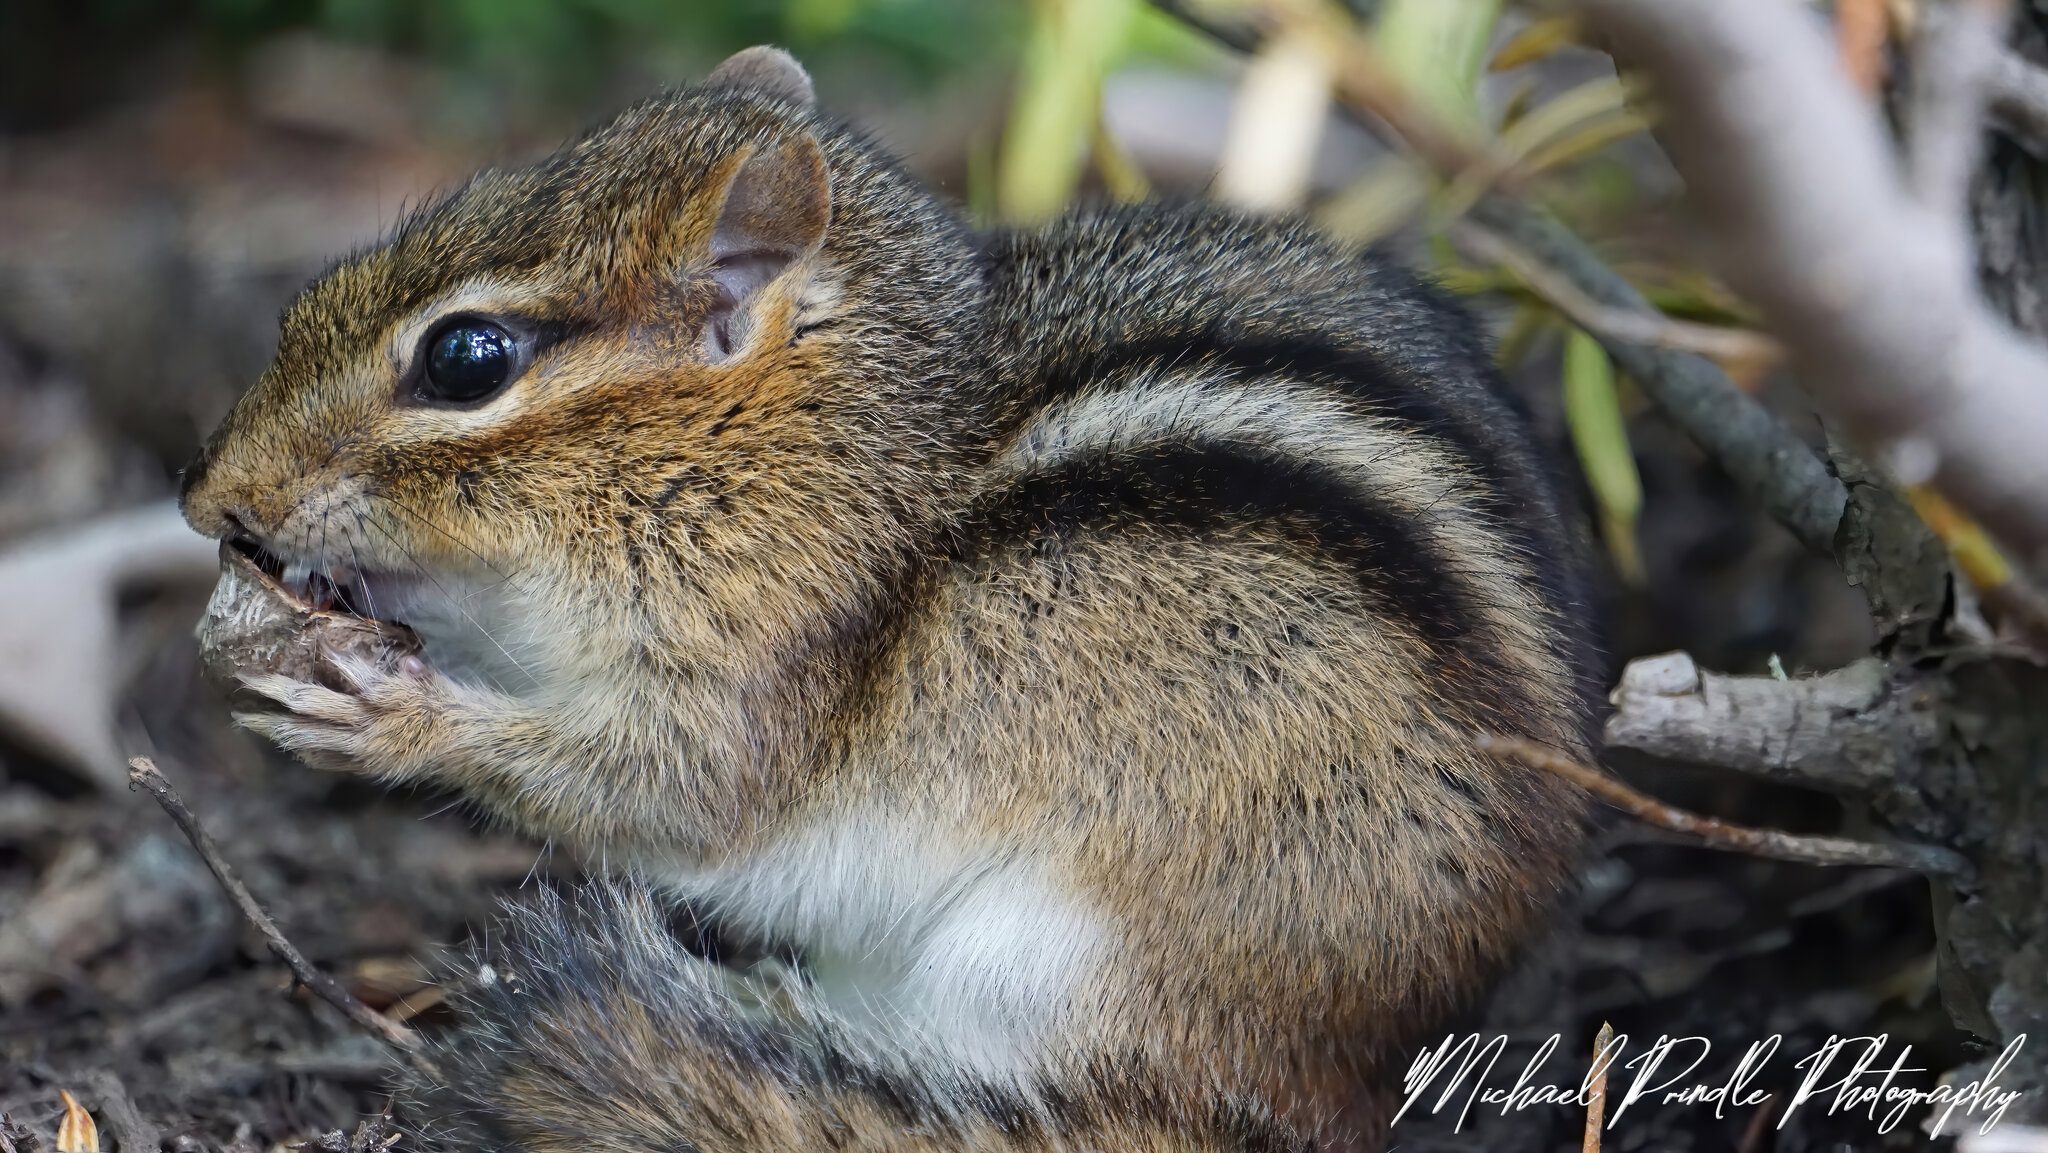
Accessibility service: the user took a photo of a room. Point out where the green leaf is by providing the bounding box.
[1562,328,1645,583]
[1373,0,1502,131]
[1318,158,1430,246]
[998,0,1137,223]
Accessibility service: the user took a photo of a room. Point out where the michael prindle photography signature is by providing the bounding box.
[1396,1032,2031,1139]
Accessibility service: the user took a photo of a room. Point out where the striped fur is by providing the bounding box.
[181,50,1597,1153]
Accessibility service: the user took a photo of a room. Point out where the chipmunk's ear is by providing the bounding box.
[701,132,831,361]
[705,46,815,109]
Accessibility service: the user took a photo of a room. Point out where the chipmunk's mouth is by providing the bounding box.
[222,533,531,695]
[200,535,430,696]
[226,534,406,626]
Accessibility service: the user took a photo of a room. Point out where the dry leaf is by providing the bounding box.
[55,1091,97,1153]
[0,500,215,791]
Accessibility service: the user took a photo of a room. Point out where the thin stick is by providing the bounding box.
[1455,222,1783,370]
[1583,1021,1614,1153]
[1475,736,1974,879]
[127,756,425,1054]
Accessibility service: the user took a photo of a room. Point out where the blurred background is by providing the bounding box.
[0,1,1968,1149]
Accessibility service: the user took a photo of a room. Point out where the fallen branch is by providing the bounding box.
[1600,652,1915,793]
[1476,734,1973,878]
[126,757,426,1058]
[1581,0,2048,573]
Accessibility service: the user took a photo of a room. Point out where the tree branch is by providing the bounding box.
[1986,40,2048,157]
[1906,0,2008,220]
[1453,220,1783,374]
[1581,0,2048,573]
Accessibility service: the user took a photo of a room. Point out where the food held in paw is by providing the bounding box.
[195,541,422,698]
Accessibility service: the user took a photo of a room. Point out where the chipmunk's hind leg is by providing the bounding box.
[402,881,1307,1153]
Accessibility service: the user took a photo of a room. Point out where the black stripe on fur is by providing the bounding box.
[950,437,1557,735]
[1024,321,1599,734]
[1034,327,1514,523]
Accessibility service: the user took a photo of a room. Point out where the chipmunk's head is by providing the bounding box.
[181,47,986,699]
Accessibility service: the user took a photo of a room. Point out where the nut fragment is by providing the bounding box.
[195,542,420,699]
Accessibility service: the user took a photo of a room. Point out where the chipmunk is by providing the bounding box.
[178,46,1599,1153]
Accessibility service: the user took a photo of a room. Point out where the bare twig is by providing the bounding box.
[126,757,425,1057]
[1581,0,2048,573]
[1323,23,1493,181]
[1583,1021,1614,1153]
[1454,221,1783,370]
[1476,734,1974,878]
[1986,41,2048,156]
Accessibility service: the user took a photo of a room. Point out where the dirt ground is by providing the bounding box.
[0,37,1994,1153]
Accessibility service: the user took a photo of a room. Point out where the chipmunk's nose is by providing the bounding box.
[178,447,211,509]
[177,447,257,541]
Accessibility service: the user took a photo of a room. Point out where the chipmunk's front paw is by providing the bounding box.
[235,651,450,778]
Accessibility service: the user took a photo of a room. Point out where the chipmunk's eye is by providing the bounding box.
[421,318,517,403]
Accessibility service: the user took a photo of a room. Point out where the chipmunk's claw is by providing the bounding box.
[234,649,448,777]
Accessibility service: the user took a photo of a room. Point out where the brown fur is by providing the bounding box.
[181,47,1596,1153]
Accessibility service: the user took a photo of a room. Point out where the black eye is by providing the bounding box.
[421,319,518,403]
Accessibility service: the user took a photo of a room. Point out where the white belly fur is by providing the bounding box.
[659,813,1106,1080]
